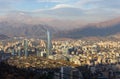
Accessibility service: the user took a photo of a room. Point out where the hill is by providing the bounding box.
[0,22,55,38]
[1,15,120,39]
[59,17,120,38]
[0,34,9,40]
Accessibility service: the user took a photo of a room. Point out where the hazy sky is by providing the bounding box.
[0,0,120,22]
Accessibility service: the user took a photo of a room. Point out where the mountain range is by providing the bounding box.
[58,17,120,39]
[0,14,120,39]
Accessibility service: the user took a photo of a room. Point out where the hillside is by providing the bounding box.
[0,22,55,38]
[59,17,120,38]
[1,16,120,39]
[0,34,9,40]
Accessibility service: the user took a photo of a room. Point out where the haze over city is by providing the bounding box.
[0,0,120,23]
[0,0,120,79]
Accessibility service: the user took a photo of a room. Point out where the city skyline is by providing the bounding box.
[0,1,120,79]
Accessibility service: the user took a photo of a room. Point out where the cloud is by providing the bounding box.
[34,7,84,19]
[74,0,103,9]
[1,0,120,23]
[75,0,120,10]
[0,0,23,3]
[31,0,120,22]
[0,0,23,11]
[51,4,74,9]
[37,0,68,3]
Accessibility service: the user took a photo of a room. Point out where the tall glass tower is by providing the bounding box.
[18,47,21,57]
[47,30,52,56]
[24,39,28,57]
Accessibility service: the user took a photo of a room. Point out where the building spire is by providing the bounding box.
[47,29,52,56]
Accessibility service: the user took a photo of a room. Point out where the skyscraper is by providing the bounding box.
[18,48,21,57]
[12,49,15,56]
[60,66,83,79]
[24,39,28,57]
[47,30,52,56]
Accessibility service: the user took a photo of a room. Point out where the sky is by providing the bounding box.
[0,0,120,22]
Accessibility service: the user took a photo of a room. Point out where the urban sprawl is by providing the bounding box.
[0,37,120,79]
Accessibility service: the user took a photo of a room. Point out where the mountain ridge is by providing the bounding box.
[0,15,120,39]
[58,17,120,38]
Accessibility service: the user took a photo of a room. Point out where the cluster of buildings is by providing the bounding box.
[0,38,120,66]
[50,40,120,66]
[0,37,120,79]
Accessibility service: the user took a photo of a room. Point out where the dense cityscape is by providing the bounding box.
[0,0,120,79]
[0,35,120,79]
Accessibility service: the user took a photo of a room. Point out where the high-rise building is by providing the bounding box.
[12,49,15,56]
[47,30,52,56]
[24,39,28,57]
[60,66,83,79]
[36,50,40,56]
[61,66,72,79]
[18,49,21,57]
